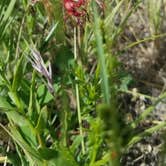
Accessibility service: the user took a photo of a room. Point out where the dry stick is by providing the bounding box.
[3,140,10,166]
[74,27,85,154]
[0,157,6,163]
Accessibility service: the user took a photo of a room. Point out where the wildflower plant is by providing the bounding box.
[0,0,166,166]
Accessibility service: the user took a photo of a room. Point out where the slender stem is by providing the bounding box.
[119,89,155,100]
[125,33,166,49]
[128,121,166,148]
[0,156,7,163]
[28,70,36,117]
[74,27,85,154]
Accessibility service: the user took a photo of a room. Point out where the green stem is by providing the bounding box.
[119,89,155,100]
[128,121,166,148]
[28,70,36,118]
[92,1,110,104]
[125,33,166,49]
[74,27,85,154]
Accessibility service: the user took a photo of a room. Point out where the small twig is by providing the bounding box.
[0,157,7,163]
[3,140,10,166]
[133,154,144,164]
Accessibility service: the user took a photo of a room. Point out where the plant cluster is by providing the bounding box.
[0,0,166,165]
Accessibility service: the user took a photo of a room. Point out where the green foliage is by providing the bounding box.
[0,0,16,40]
[0,0,166,165]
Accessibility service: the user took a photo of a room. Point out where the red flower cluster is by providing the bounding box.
[63,0,87,18]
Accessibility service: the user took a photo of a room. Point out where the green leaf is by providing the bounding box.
[45,22,59,43]
[37,84,59,104]
[2,0,16,22]
[0,0,16,39]
[37,84,53,104]
[12,55,25,92]
[120,74,132,91]
[69,135,82,153]
[28,70,39,123]
[35,106,48,133]
[38,147,58,160]
[48,146,78,166]
[0,124,42,163]
[7,152,22,166]
[6,111,37,147]
[8,91,24,112]
[0,96,14,111]
[14,143,29,166]
[92,1,110,104]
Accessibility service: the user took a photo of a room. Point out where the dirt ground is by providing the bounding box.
[118,2,166,165]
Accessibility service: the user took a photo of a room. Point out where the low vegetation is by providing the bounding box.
[0,0,166,165]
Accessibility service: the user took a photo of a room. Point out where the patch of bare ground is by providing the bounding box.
[118,2,166,165]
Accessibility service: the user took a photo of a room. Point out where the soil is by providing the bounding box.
[118,2,166,165]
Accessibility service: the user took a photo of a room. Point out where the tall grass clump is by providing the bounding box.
[0,0,166,165]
